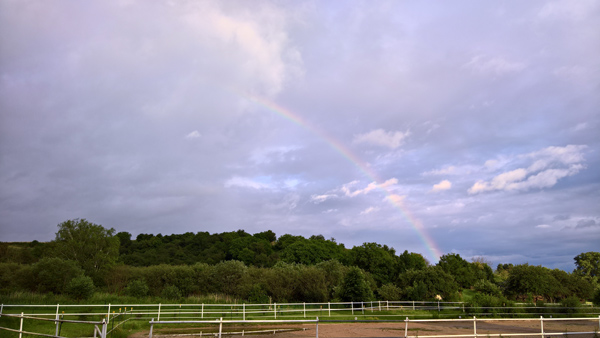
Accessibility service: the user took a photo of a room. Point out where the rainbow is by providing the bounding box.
[241,92,442,262]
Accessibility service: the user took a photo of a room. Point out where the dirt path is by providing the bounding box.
[131,320,600,338]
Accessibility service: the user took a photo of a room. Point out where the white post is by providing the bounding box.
[304,302,306,318]
[56,304,59,322]
[316,317,319,338]
[158,303,161,322]
[102,318,107,338]
[19,312,24,338]
[243,303,245,321]
[362,302,364,314]
[218,317,223,338]
[404,317,408,338]
[274,303,277,319]
[149,318,154,338]
[328,302,330,317]
[540,316,544,338]
[379,301,381,312]
[412,301,415,310]
[473,316,477,337]
[55,313,60,337]
[107,304,111,324]
[352,302,354,315]
[0,304,3,317]
[202,303,204,318]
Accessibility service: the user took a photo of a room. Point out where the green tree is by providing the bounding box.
[338,267,374,302]
[397,266,459,300]
[397,250,428,274]
[350,242,397,286]
[53,219,119,284]
[125,279,150,298]
[574,252,600,277]
[33,257,84,294]
[437,253,476,289]
[66,276,95,300]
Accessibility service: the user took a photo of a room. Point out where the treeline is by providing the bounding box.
[0,219,598,306]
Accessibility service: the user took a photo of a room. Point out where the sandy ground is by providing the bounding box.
[134,319,600,338]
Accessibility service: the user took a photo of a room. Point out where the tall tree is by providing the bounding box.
[53,219,119,284]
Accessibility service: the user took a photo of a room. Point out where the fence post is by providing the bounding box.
[19,312,24,338]
[243,303,245,321]
[328,302,330,317]
[473,316,477,337]
[404,317,408,338]
[412,301,415,311]
[362,302,364,315]
[540,316,544,338]
[149,318,154,338]
[316,317,319,338]
[158,303,161,322]
[202,303,204,318]
[379,301,381,312]
[102,318,108,338]
[55,313,60,337]
[107,304,111,324]
[304,302,306,318]
[56,304,59,323]
[0,303,3,317]
[218,317,223,338]
[274,303,277,319]
[352,302,354,315]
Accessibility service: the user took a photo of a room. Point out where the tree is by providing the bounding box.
[338,267,374,302]
[350,242,397,286]
[397,266,459,301]
[53,219,119,284]
[437,253,476,288]
[574,252,600,277]
[66,276,95,300]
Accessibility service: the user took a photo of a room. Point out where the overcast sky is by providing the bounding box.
[1,0,599,270]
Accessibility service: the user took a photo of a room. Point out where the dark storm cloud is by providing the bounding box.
[1,0,599,269]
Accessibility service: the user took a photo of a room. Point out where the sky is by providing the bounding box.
[1,0,599,271]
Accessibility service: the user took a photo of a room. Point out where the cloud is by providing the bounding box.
[185,130,201,139]
[463,55,526,76]
[469,145,586,194]
[224,176,272,190]
[353,129,410,149]
[310,194,337,204]
[575,219,597,229]
[342,178,398,197]
[359,206,378,215]
[386,194,405,205]
[432,180,452,192]
[536,224,551,229]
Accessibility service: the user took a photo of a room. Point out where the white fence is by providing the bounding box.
[1,302,599,338]
[0,312,108,338]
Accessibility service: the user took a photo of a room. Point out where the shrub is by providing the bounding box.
[161,285,182,300]
[561,296,580,314]
[378,283,402,301]
[66,276,95,300]
[593,289,600,307]
[125,280,149,298]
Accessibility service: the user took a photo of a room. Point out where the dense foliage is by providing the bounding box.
[0,219,597,304]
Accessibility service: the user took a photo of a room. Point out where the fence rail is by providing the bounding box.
[1,302,599,338]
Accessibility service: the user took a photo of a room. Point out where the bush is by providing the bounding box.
[561,296,580,313]
[125,280,149,298]
[161,285,182,300]
[378,283,402,301]
[66,276,95,300]
[593,289,600,307]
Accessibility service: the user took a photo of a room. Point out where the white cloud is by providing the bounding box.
[431,180,452,192]
[469,145,586,194]
[353,129,410,149]
[463,55,526,76]
[342,178,398,197]
[359,206,378,215]
[536,224,551,229]
[386,194,405,205]
[185,130,201,139]
[224,176,272,190]
[310,194,336,203]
